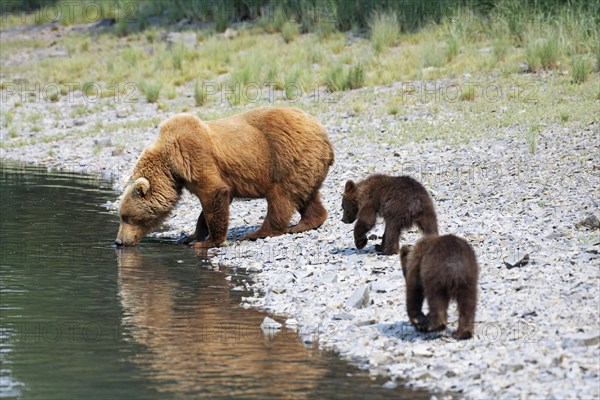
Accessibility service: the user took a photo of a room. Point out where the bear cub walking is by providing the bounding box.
[400,234,479,340]
[341,174,438,255]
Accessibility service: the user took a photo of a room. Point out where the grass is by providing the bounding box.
[570,56,591,84]
[1,2,596,97]
[460,85,476,102]
[369,11,400,54]
[194,80,206,106]
[0,1,597,150]
[281,22,300,43]
[325,63,365,92]
[526,36,561,71]
[140,81,162,103]
[527,124,540,154]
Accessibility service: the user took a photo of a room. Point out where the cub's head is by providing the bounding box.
[115,177,172,247]
[341,180,359,224]
[399,245,413,278]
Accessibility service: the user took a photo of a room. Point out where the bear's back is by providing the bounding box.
[419,234,478,293]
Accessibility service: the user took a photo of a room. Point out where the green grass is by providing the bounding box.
[571,56,591,84]
[527,124,540,154]
[325,63,365,92]
[526,36,561,71]
[460,85,476,101]
[140,81,162,103]
[369,11,400,54]
[281,22,300,43]
[194,80,206,106]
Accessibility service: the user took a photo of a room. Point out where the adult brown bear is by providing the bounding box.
[115,107,334,247]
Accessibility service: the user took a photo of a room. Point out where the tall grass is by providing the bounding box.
[281,22,300,43]
[571,56,591,84]
[324,63,364,92]
[526,35,560,71]
[140,81,162,103]
[369,11,400,54]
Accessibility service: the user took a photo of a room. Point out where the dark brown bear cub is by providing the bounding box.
[400,234,479,340]
[341,174,438,255]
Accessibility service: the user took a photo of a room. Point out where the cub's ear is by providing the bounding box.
[134,177,150,197]
[344,180,356,194]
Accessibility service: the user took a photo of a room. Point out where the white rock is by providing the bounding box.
[345,284,370,309]
[562,332,600,347]
[260,317,282,331]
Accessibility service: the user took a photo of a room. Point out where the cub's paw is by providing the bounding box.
[412,314,429,332]
[355,235,368,249]
[452,330,473,340]
[374,243,383,253]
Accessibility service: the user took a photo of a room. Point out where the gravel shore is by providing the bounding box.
[2,83,599,399]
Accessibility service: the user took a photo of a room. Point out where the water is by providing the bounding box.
[0,162,429,399]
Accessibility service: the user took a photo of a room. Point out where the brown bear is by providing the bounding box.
[115,107,334,247]
[341,174,438,255]
[400,234,479,340]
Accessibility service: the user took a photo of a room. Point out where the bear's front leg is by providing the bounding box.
[178,211,209,244]
[194,188,230,249]
[353,206,376,249]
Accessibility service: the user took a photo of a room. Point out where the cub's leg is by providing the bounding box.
[415,213,439,236]
[380,220,401,255]
[426,289,450,332]
[353,206,376,249]
[288,191,327,233]
[453,287,477,340]
[406,267,428,332]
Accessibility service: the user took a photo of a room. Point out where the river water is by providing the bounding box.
[0,161,429,399]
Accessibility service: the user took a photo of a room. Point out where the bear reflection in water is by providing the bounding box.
[116,248,324,397]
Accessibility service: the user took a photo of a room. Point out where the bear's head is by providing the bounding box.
[399,245,413,278]
[115,177,173,246]
[341,180,359,224]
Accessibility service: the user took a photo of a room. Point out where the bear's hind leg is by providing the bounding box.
[426,289,450,332]
[453,287,477,340]
[288,191,327,234]
[243,186,294,240]
[416,212,439,236]
[378,221,401,255]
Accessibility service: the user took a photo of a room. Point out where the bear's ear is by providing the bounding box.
[134,177,150,197]
[344,180,356,194]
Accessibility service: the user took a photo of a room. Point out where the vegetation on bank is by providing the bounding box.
[1,1,598,101]
[0,0,598,151]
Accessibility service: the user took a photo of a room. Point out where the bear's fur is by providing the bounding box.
[400,234,479,340]
[116,107,334,247]
[341,174,438,255]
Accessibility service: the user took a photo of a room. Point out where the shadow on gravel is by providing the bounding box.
[376,322,444,342]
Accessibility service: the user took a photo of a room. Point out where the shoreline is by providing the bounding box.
[2,86,598,398]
